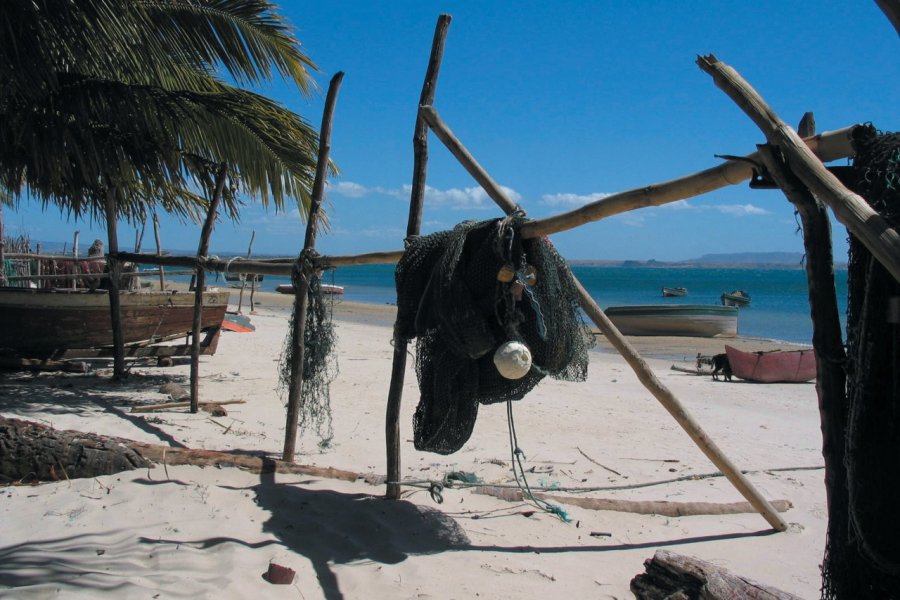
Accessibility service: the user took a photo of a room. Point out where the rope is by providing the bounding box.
[223,256,242,274]
[505,399,570,522]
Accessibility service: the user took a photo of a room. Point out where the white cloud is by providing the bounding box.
[327,180,522,210]
[714,203,769,216]
[541,192,613,206]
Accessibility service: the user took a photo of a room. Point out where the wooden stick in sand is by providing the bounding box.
[103,188,126,380]
[282,71,344,463]
[190,164,228,413]
[421,104,789,531]
[385,14,452,500]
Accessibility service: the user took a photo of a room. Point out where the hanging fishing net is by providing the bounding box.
[395,215,593,455]
[821,125,900,599]
[278,251,339,445]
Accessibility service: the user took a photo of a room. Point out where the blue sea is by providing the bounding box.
[207,264,848,345]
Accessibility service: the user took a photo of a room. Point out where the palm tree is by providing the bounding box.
[0,0,334,377]
[0,0,330,222]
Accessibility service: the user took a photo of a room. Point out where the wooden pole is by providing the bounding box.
[71,230,79,290]
[190,164,228,413]
[697,54,900,284]
[418,105,858,241]
[876,0,900,37]
[282,72,344,462]
[236,230,256,314]
[385,14,452,499]
[423,110,789,531]
[756,122,851,577]
[152,210,166,291]
[0,201,6,287]
[103,189,126,380]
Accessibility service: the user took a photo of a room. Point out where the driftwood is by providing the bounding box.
[130,399,246,413]
[631,549,803,600]
[0,357,89,373]
[0,416,359,483]
[473,486,792,517]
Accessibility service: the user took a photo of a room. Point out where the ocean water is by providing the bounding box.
[207,264,848,345]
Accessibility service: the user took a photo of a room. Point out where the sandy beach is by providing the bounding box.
[0,289,826,599]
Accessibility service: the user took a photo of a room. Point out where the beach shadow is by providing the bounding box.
[0,371,188,447]
[251,466,470,599]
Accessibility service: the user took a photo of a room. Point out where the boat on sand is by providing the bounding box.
[724,345,816,383]
[0,287,229,358]
[604,304,738,337]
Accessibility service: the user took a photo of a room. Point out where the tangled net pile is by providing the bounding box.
[278,253,339,444]
[395,216,594,455]
[822,125,900,599]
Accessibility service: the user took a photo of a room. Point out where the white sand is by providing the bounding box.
[0,294,826,599]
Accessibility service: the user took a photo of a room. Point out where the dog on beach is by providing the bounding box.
[711,353,732,381]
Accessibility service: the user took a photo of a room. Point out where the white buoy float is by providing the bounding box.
[493,341,533,379]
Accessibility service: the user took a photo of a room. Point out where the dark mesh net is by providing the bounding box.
[396,217,593,455]
[821,126,900,599]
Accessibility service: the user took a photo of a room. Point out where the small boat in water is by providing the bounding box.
[662,287,688,297]
[276,283,344,295]
[604,304,738,337]
[724,345,816,383]
[721,290,751,307]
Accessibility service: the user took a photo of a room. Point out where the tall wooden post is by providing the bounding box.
[71,230,80,289]
[103,189,126,380]
[282,72,344,462]
[189,164,228,413]
[0,201,6,287]
[152,211,166,291]
[420,106,788,531]
[237,230,256,314]
[385,14,452,499]
[756,123,851,589]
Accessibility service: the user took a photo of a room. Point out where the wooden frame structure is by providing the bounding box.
[93,15,900,535]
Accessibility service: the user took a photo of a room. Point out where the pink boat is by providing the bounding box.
[725,345,817,383]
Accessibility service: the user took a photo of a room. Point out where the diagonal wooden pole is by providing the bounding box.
[420,106,788,531]
[385,14,452,500]
[282,71,344,463]
[697,54,900,284]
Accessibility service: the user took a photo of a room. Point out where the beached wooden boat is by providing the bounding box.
[662,287,688,297]
[724,345,816,383]
[604,304,738,337]
[721,290,751,307]
[0,287,229,358]
[224,272,263,283]
[275,283,344,295]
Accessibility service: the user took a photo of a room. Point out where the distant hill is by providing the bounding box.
[685,252,805,266]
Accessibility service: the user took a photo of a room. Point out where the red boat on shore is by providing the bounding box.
[724,345,817,383]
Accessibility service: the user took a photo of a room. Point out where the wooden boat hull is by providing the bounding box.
[725,345,816,383]
[0,288,229,356]
[605,305,738,337]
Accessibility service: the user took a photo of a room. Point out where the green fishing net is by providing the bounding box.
[395,216,593,455]
[278,252,338,445]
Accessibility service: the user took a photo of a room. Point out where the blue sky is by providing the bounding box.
[5,1,898,260]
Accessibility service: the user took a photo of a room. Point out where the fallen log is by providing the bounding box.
[0,416,359,483]
[631,549,803,599]
[473,486,792,517]
[130,399,246,413]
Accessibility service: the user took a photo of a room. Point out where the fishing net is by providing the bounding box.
[395,215,593,455]
[821,125,900,599]
[278,251,338,445]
